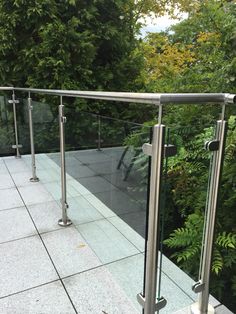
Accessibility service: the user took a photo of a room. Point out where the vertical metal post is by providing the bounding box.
[58,96,72,227]
[9,91,22,158]
[28,93,39,182]
[137,123,167,314]
[191,119,227,314]
[97,115,102,151]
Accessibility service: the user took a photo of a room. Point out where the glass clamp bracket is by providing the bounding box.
[60,116,67,123]
[12,144,23,149]
[8,99,23,151]
[192,280,205,294]
[142,143,177,157]
[205,140,220,151]
[8,99,19,104]
[137,293,167,312]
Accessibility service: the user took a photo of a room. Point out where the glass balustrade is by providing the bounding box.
[0,88,235,313]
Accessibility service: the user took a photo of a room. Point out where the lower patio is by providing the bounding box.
[0,148,232,314]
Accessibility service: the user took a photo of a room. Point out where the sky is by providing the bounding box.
[140,13,188,37]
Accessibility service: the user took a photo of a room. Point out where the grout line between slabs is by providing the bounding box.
[4,159,78,314]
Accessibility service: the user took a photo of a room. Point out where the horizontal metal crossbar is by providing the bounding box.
[0,86,235,105]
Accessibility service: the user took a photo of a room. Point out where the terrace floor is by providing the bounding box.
[0,148,232,314]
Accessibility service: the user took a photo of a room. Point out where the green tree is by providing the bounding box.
[0,0,141,92]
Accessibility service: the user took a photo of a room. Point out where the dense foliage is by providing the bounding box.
[133,1,236,310]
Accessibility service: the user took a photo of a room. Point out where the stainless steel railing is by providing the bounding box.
[0,86,235,104]
[0,86,235,314]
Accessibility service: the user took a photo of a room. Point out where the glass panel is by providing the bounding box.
[46,103,151,312]
[0,92,15,156]
[157,105,217,312]
[212,105,236,313]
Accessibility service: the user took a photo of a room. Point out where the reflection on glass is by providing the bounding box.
[0,93,14,156]
[159,117,216,311]
[47,106,151,311]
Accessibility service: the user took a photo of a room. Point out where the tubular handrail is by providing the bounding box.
[0,86,235,104]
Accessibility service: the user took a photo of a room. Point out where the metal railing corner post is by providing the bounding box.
[137,122,167,314]
[9,90,22,158]
[191,119,227,314]
[96,115,102,151]
[28,94,39,182]
[58,96,72,227]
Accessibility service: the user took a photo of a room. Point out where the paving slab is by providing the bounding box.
[215,305,234,314]
[4,158,30,173]
[116,210,146,238]
[42,227,102,277]
[11,171,34,187]
[36,168,60,183]
[0,173,15,189]
[87,160,120,175]
[108,215,145,252]
[73,150,112,164]
[0,235,58,297]
[0,281,76,314]
[28,201,62,233]
[0,207,36,243]
[63,266,139,314]
[67,196,104,225]
[106,254,194,313]
[67,164,96,179]
[0,188,24,211]
[93,189,143,216]
[84,193,116,217]
[18,184,54,205]
[79,176,117,194]
[77,219,139,264]
[0,161,9,174]
[102,146,126,160]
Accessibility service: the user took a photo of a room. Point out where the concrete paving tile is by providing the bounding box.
[84,193,116,217]
[11,171,34,187]
[215,305,234,314]
[103,171,137,190]
[108,215,145,252]
[37,155,60,170]
[36,168,60,183]
[21,155,44,170]
[18,184,54,205]
[28,201,62,233]
[74,149,112,164]
[66,183,81,198]
[106,254,144,310]
[116,210,146,239]
[161,255,197,301]
[64,155,83,167]
[42,227,102,277]
[0,161,9,174]
[78,176,117,194]
[0,173,15,189]
[0,235,58,297]
[63,267,139,314]
[67,180,91,196]
[44,182,64,200]
[0,281,76,314]
[0,207,36,243]
[102,146,126,160]
[77,219,139,264]
[68,196,104,225]
[93,189,142,216]
[88,160,120,175]
[107,254,194,313]
[67,165,96,179]
[4,158,30,173]
[0,188,24,210]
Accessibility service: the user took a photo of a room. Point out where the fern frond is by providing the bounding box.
[216,232,236,249]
